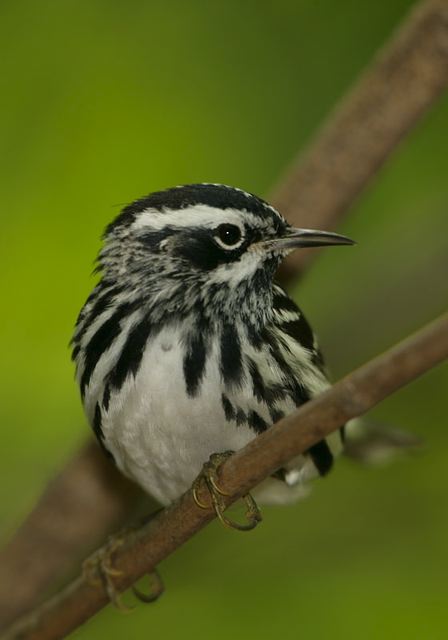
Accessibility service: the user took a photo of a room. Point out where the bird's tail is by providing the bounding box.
[343,418,422,466]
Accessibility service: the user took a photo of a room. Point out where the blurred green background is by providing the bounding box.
[1,0,448,638]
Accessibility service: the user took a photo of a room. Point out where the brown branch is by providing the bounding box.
[273,0,448,282]
[5,312,448,640]
[0,443,142,631]
[3,0,448,629]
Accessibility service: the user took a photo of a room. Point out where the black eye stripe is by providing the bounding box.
[215,224,242,247]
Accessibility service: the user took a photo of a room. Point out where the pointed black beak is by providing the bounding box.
[268,227,355,251]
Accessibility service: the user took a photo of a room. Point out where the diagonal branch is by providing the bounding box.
[5,312,448,640]
[273,0,448,281]
[2,0,448,630]
[0,443,140,630]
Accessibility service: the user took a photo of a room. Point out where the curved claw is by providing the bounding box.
[132,570,165,604]
[192,450,262,532]
[83,528,164,612]
[192,480,209,510]
[83,536,133,612]
[212,488,262,531]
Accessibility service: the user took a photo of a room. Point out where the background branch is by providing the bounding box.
[5,312,448,640]
[2,0,448,631]
[273,0,448,281]
[0,444,139,630]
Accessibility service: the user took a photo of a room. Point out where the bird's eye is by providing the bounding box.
[214,223,244,249]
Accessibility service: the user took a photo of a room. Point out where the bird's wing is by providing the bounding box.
[269,283,343,479]
[271,283,327,377]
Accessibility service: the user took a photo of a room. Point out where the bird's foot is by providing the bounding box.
[83,534,131,612]
[132,569,165,604]
[83,530,164,611]
[192,450,262,531]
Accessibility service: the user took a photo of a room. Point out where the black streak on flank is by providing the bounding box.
[248,358,266,403]
[93,403,114,460]
[311,347,326,373]
[184,330,208,397]
[93,403,104,441]
[221,394,235,421]
[278,311,327,375]
[108,317,154,390]
[248,363,286,407]
[249,410,268,434]
[235,408,247,426]
[266,332,309,407]
[307,440,334,476]
[78,287,114,330]
[102,383,111,412]
[281,317,315,352]
[246,324,269,351]
[273,288,325,370]
[80,301,138,397]
[71,344,81,362]
[272,289,300,313]
[73,282,122,344]
[269,407,285,424]
[220,324,243,388]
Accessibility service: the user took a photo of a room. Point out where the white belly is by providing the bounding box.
[99,326,257,505]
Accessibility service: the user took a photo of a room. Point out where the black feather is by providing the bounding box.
[183,325,208,397]
[80,301,138,396]
[220,324,243,388]
[107,316,154,390]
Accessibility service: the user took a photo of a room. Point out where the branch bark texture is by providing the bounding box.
[0,445,140,630]
[5,312,448,640]
[273,0,448,281]
[2,0,448,631]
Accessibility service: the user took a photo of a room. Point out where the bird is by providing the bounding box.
[71,183,354,530]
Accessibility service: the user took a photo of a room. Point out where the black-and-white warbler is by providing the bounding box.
[72,183,354,526]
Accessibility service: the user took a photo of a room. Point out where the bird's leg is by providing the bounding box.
[192,451,262,531]
[83,524,164,611]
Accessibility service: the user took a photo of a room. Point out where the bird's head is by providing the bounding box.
[99,184,353,321]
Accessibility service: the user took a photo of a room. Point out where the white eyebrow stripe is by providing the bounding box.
[131,204,261,232]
